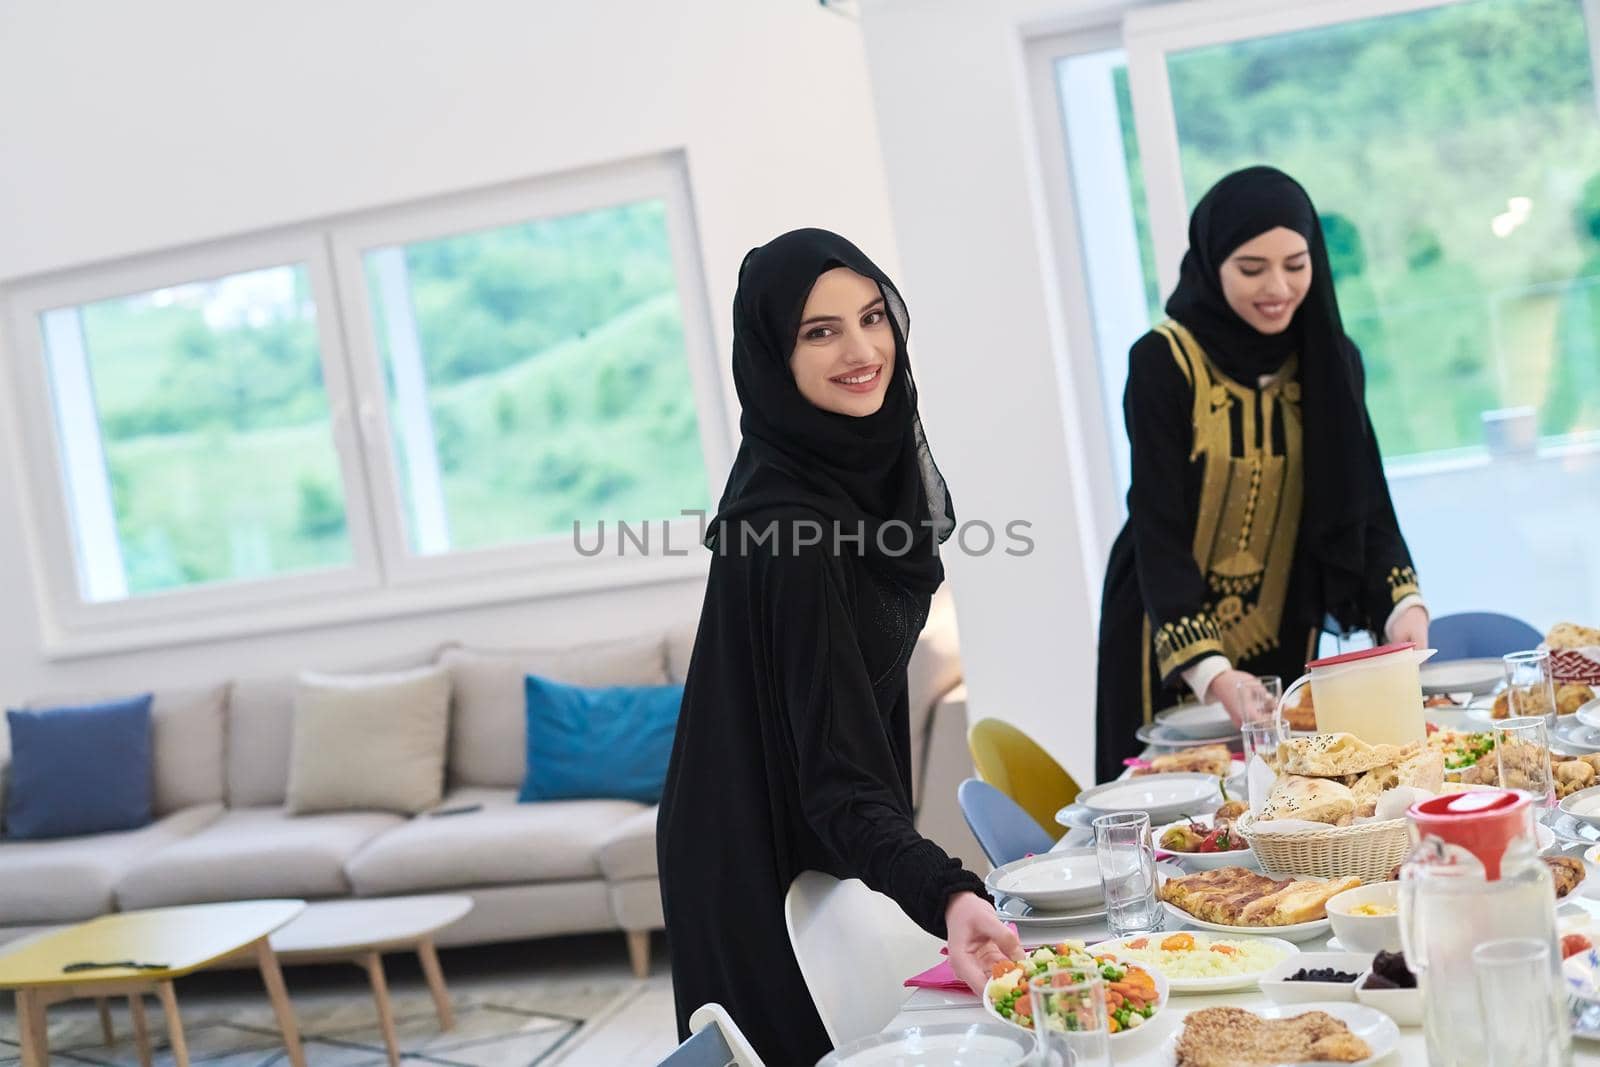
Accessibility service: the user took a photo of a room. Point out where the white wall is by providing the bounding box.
[857,0,1113,783]
[0,0,907,702]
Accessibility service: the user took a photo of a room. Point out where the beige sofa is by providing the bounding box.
[0,614,967,973]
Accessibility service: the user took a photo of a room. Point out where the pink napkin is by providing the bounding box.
[903,958,970,991]
[902,922,1023,991]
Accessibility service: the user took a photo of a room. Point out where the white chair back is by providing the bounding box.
[783,870,945,1047]
[656,1002,765,1067]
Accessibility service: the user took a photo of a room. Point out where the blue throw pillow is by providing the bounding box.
[5,694,155,840]
[519,675,682,805]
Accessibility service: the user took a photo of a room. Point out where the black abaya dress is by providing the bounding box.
[657,510,986,1066]
[1093,321,1420,783]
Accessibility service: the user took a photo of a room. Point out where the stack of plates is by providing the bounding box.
[1076,772,1224,825]
[984,850,1106,927]
[1134,720,1242,748]
[1555,715,1600,754]
[1420,657,1505,697]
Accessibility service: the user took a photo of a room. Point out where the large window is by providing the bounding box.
[1036,0,1600,629]
[4,155,725,653]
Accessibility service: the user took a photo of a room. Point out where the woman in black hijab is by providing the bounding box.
[658,229,1019,1064]
[1094,167,1429,783]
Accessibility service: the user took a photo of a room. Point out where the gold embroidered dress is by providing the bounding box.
[1093,321,1421,781]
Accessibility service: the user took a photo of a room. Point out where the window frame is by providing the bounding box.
[327,153,729,589]
[0,152,727,659]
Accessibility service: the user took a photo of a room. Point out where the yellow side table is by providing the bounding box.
[0,899,306,1067]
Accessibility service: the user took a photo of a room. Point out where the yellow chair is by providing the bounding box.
[967,718,1082,836]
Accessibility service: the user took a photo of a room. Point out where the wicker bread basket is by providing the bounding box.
[1234,811,1412,884]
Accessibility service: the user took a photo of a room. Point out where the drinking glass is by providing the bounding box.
[1504,649,1558,728]
[1092,811,1163,937]
[1473,938,1570,1066]
[1494,716,1556,809]
[1028,967,1112,1067]
[1242,717,1288,813]
[1236,674,1284,724]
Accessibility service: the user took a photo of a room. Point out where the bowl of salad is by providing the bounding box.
[982,941,1168,1042]
[1155,803,1260,871]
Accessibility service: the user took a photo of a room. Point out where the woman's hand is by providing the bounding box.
[1389,604,1430,649]
[1208,668,1269,726]
[944,891,1023,994]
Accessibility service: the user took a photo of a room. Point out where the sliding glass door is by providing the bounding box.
[1045,0,1600,628]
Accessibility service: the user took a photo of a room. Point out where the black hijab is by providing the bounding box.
[1166,166,1378,632]
[707,228,954,597]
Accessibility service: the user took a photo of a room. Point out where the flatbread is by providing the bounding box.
[1280,733,1403,777]
[1260,775,1356,825]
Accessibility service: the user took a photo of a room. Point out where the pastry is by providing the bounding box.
[1159,867,1361,927]
[1132,743,1233,778]
[1260,775,1357,825]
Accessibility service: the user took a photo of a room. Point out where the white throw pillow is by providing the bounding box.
[285,665,451,816]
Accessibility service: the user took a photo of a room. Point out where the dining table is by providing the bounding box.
[880,827,1600,1065]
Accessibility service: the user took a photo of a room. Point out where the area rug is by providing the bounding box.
[0,976,659,1066]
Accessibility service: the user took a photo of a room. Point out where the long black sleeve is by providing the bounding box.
[1124,333,1227,684]
[754,542,986,938]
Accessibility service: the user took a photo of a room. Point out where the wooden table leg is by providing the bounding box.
[155,981,189,1067]
[360,953,401,1067]
[416,936,454,1030]
[97,996,115,1044]
[15,988,48,1067]
[254,936,306,1067]
[129,993,153,1067]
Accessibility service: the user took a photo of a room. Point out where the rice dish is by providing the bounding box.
[1101,932,1288,979]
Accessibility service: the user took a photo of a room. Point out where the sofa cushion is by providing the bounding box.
[596,805,659,882]
[344,788,646,896]
[519,677,681,805]
[286,666,451,816]
[441,635,667,788]
[115,807,403,910]
[0,805,222,925]
[227,647,443,808]
[6,695,154,840]
[20,685,227,818]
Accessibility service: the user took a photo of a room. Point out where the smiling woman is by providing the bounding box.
[788,267,897,416]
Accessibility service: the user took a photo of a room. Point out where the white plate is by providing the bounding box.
[1160,901,1331,943]
[1555,715,1600,754]
[1421,658,1505,696]
[1158,1001,1399,1065]
[1052,803,1095,831]
[1562,786,1600,830]
[1091,932,1298,993]
[1134,721,1241,749]
[983,953,1170,1044]
[986,851,1103,911]
[1076,774,1223,825]
[1578,697,1600,731]
[1154,703,1236,740]
[1550,811,1600,848]
[995,895,1106,928]
[1257,950,1368,1004]
[817,1021,1037,1066]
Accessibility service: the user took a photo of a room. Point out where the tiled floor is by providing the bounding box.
[0,932,678,1066]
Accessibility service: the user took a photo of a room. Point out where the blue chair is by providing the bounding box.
[1429,612,1543,661]
[958,777,1055,868]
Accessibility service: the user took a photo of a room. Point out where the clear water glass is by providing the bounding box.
[1028,967,1112,1067]
[1092,811,1163,937]
[1504,649,1558,728]
[1242,717,1288,813]
[1236,674,1283,723]
[1472,938,1571,1066]
[1494,715,1556,809]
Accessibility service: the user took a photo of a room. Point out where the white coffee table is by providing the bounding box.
[262,895,473,1067]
